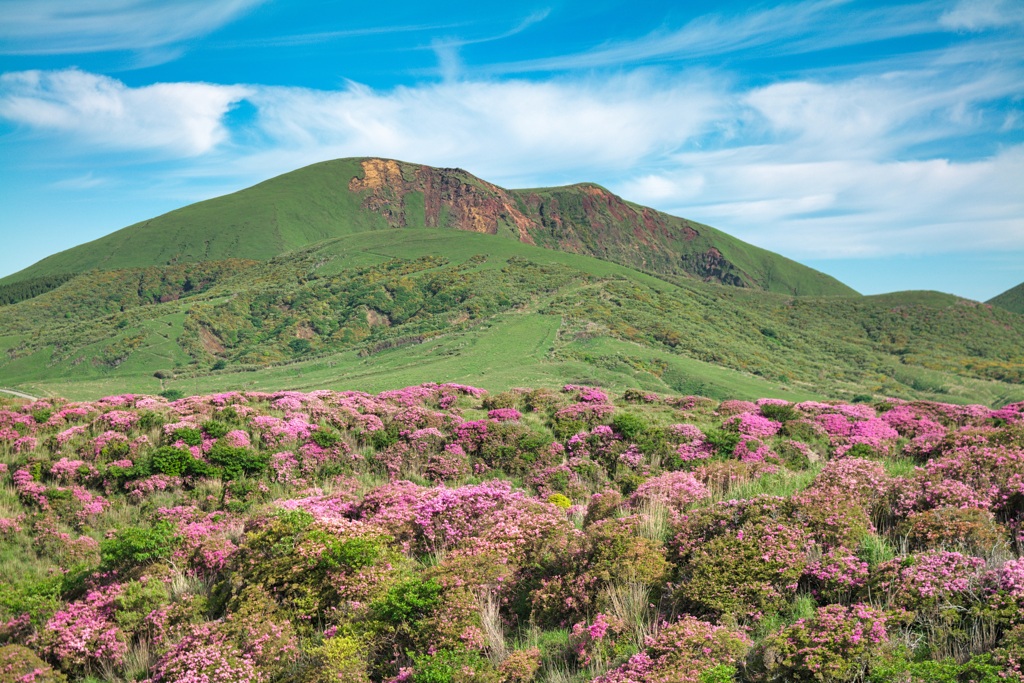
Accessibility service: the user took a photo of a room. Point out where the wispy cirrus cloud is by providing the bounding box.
[0,0,265,55]
[478,0,954,75]
[216,21,471,49]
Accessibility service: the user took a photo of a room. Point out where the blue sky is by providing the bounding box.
[1,0,1022,300]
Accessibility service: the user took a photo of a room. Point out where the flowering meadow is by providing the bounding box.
[1,384,1023,682]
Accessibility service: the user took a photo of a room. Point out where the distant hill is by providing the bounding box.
[1,230,1020,405]
[0,158,856,298]
[988,281,1024,315]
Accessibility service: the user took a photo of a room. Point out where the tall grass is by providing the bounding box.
[602,582,654,652]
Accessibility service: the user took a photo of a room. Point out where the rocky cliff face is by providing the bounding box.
[347,158,756,288]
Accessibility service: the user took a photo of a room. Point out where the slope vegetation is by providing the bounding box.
[1,158,855,297]
[989,281,1024,315]
[0,230,1020,405]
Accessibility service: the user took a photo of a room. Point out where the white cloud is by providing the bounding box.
[0,0,265,54]
[940,0,1024,31]
[0,69,250,155]
[741,67,1021,158]
[631,147,1024,258]
[1,57,1021,262]
[235,71,727,183]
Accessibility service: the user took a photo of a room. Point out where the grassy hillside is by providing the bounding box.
[989,281,1024,314]
[1,158,855,297]
[0,230,1020,405]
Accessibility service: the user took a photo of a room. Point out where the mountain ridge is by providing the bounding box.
[988,281,1024,315]
[1,157,857,298]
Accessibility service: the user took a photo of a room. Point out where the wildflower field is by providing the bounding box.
[1,383,1023,682]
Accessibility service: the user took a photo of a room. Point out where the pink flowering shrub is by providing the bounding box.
[724,412,781,439]
[148,621,267,683]
[424,444,471,482]
[673,499,811,619]
[35,583,127,673]
[487,408,522,422]
[901,507,1008,555]
[629,471,709,515]
[792,486,874,549]
[752,604,889,682]
[97,410,139,432]
[552,402,615,439]
[0,644,66,683]
[3,386,1023,681]
[569,613,627,668]
[802,547,870,603]
[593,616,751,683]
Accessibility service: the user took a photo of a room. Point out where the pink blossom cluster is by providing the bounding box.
[487,408,522,422]
[717,399,759,416]
[97,410,139,432]
[594,616,751,683]
[36,583,127,670]
[725,411,781,438]
[630,471,709,512]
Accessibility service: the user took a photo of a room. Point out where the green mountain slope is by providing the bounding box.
[1,158,856,297]
[988,281,1024,315]
[1,230,1019,405]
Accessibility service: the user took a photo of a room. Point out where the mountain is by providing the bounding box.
[1,229,1021,405]
[0,158,856,298]
[988,281,1024,315]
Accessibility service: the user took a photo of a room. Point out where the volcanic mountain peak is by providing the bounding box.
[1,157,857,297]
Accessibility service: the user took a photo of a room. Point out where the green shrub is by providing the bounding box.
[0,644,66,682]
[208,441,268,480]
[171,426,203,446]
[101,521,178,569]
[113,578,170,636]
[612,412,648,441]
[311,429,341,448]
[411,649,500,683]
[702,429,740,458]
[372,577,443,625]
[699,664,738,683]
[369,425,400,450]
[202,419,230,439]
[151,446,195,477]
[760,403,799,422]
[306,635,371,682]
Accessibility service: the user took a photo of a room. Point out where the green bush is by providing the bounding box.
[760,403,799,423]
[612,412,648,441]
[311,429,341,448]
[369,425,400,450]
[202,419,230,439]
[151,446,195,477]
[113,578,170,636]
[372,577,443,625]
[411,648,500,683]
[171,426,203,446]
[100,521,178,569]
[702,429,741,458]
[208,441,268,480]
